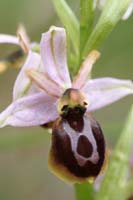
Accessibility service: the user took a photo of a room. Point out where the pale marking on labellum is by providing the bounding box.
[63,116,99,167]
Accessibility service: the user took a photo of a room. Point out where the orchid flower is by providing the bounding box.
[0,25,31,53]
[94,0,133,20]
[0,25,39,73]
[0,26,133,183]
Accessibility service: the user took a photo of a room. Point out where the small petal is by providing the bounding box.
[26,70,63,97]
[0,34,19,45]
[17,24,30,53]
[81,77,133,111]
[40,26,71,88]
[0,92,58,127]
[13,51,41,100]
[72,50,100,89]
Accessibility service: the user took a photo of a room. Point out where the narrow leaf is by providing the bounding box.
[82,0,131,59]
[96,105,133,200]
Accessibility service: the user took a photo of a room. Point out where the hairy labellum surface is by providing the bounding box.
[49,107,105,183]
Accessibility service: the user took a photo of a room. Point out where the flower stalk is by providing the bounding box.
[75,182,94,200]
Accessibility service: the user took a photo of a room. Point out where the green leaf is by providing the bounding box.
[80,0,94,56]
[96,105,133,200]
[51,0,79,56]
[75,182,94,200]
[82,0,131,59]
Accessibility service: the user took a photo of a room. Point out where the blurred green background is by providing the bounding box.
[0,0,133,199]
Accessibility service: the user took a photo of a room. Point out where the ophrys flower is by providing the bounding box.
[0,26,133,183]
[0,25,39,73]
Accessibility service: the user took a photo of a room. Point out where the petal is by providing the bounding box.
[40,26,71,88]
[72,50,100,89]
[0,92,58,127]
[17,24,30,53]
[0,34,19,45]
[13,51,41,100]
[26,70,63,97]
[81,77,133,112]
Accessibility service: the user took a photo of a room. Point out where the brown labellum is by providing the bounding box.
[48,106,105,183]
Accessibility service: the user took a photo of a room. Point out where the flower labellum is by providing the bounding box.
[49,88,105,183]
[0,26,133,183]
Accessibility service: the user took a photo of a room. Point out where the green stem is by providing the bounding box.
[75,182,94,200]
